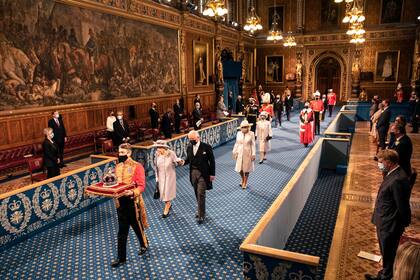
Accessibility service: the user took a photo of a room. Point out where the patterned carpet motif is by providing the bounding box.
[0,112,337,279]
[285,169,345,279]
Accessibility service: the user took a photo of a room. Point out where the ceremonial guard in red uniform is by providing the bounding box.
[111,143,149,267]
[310,91,324,135]
[327,89,336,117]
[259,93,274,120]
[300,102,314,147]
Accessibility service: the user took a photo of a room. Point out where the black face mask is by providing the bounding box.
[118,155,128,163]
[305,106,309,109]
[190,140,197,146]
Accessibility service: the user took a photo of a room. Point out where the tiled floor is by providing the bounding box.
[325,122,420,280]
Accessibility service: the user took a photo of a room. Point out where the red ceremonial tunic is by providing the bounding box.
[327,92,336,106]
[310,99,324,112]
[300,108,314,145]
[260,104,274,117]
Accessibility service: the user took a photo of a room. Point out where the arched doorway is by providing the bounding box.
[315,57,341,99]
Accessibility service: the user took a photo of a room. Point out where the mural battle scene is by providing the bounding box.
[0,0,180,111]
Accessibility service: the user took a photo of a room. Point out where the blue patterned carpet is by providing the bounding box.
[285,169,345,279]
[0,111,337,280]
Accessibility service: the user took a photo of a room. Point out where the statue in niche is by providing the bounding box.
[352,59,361,82]
[296,59,303,83]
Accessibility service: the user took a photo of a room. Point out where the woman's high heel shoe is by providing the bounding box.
[162,205,172,218]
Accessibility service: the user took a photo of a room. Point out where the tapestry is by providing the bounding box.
[0,0,180,111]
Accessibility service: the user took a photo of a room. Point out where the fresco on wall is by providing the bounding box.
[0,0,180,111]
[381,0,403,24]
[321,0,339,26]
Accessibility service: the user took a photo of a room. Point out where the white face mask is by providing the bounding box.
[50,133,54,139]
[117,116,123,120]
[54,114,59,119]
[378,162,387,173]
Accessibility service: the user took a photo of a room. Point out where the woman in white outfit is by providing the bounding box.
[154,140,184,218]
[256,111,273,164]
[232,120,256,189]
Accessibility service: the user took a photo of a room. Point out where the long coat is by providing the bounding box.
[300,109,314,145]
[256,120,272,152]
[232,131,256,173]
[155,150,181,202]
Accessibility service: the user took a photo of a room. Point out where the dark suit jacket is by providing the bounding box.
[274,100,283,113]
[161,113,172,133]
[173,104,183,119]
[113,119,130,146]
[376,107,391,134]
[48,117,67,144]
[372,167,411,232]
[43,139,59,168]
[184,142,215,190]
[192,109,202,128]
[285,96,293,110]
[235,100,244,114]
[394,135,413,177]
[149,108,159,128]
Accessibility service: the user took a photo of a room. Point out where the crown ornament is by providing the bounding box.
[40,189,51,199]
[103,168,117,187]
[8,200,21,211]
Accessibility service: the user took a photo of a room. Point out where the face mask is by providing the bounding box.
[378,162,387,173]
[190,140,197,146]
[118,155,128,163]
[54,114,59,119]
[305,106,308,109]
[117,116,123,120]
[50,133,54,139]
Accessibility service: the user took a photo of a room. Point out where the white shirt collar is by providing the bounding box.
[387,165,399,176]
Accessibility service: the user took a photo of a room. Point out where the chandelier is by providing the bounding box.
[337,0,366,44]
[283,31,297,47]
[267,0,283,42]
[244,1,262,33]
[203,0,228,17]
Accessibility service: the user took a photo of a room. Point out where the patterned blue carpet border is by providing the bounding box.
[284,169,345,279]
[0,110,338,280]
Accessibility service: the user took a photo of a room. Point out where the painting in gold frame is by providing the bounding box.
[265,55,284,83]
[374,50,400,83]
[193,41,209,86]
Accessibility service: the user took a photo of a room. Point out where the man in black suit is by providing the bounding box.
[376,99,391,150]
[161,108,173,139]
[43,127,60,178]
[48,111,67,167]
[365,150,411,280]
[235,95,244,114]
[149,103,160,129]
[392,124,413,177]
[113,111,130,147]
[273,95,283,128]
[192,102,203,130]
[284,92,293,121]
[183,130,215,224]
[173,99,183,134]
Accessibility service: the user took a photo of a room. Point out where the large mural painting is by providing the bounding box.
[0,0,180,111]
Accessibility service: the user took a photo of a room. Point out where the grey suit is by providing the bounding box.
[372,166,411,280]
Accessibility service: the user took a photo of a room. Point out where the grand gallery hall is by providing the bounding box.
[0,0,419,279]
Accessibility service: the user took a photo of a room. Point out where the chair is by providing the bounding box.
[27,157,47,184]
[102,140,118,157]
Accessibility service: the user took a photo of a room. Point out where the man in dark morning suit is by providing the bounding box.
[173,99,183,134]
[284,92,293,121]
[376,99,391,150]
[149,103,160,129]
[161,108,173,139]
[182,130,215,224]
[113,111,130,147]
[365,150,411,280]
[43,127,60,178]
[48,111,67,167]
[392,124,413,178]
[192,102,203,130]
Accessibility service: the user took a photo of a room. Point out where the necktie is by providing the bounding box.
[55,119,59,127]
[120,120,124,130]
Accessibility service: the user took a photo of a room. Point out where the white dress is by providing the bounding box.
[155,150,182,202]
[233,131,256,173]
[256,120,273,152]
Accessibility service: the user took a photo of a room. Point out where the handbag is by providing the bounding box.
[153,182,160,199]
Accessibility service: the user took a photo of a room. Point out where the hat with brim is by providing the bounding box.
[314,91,321,96]
[153,140,170,149]
[249,97,255,102]
[260,111,269,118]
[238,120,253,129]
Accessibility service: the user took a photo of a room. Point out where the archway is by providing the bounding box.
[315,57,341,99]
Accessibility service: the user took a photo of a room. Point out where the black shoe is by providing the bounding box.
[138,247,148,255]
[197,217,205,224]
[364,274,381,280]
[162,205,172,218]
[110,259,126,267]
[195,212,199,219]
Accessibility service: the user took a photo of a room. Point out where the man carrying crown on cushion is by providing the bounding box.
[110,143,149,267]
